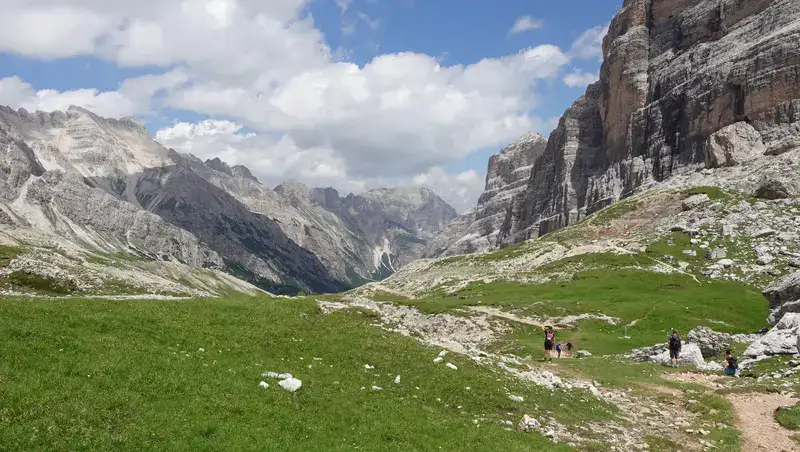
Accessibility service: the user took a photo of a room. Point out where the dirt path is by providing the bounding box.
[468,306,547,327]
[728,393,799,452]
[663,372,726,389]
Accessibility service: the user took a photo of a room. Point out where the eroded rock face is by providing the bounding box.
[425,133,547,257]
[499,0,800,246]
[764,271,800,325]
[0,105,457,294]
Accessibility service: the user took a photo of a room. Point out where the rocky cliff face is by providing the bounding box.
[310,186,459,269]
[425,133,547,257]
[0,104,456,294]
[499,0,800,245]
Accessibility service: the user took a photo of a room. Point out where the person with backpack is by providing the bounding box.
[724,350,739,377]
[556,343,563,358]
[668,329,682,368]
[544,327,555,362]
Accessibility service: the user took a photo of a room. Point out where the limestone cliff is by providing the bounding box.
[499,0,800,245]
[425,133,547,257]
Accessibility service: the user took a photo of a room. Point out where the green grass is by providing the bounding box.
[401,253,768,356]
[0,295,624,451]
[775,403,800,430]
[0,244,24,268]
[4,271,79,295]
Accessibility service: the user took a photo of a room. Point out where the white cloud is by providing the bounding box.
[569,24,609,61]
[563,70,599,88]
[0,76,140,118]
[336,0,352,15]
[0,6,114,58]
[357,12,380,30]
[0,0,577,210]
[411,167,484,212]
[509,16,544,35]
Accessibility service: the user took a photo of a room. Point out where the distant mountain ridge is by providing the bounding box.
[0,105,458,294]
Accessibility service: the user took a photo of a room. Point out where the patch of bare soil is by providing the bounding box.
[727,393,799,452]
[663,372,727,389]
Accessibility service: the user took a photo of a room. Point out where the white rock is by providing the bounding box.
[433,357,444,364]
[394,375,401,384]
[437,350,448,358]
[682,194,710,211]
[718,259,735,268]
[278,378,302,392]
[258,381,269,389]
[518,415,541,432]
[509,395,524,403]
[198,348,205,352]
[744,313,800,358]
[364,364,374,370]
[445,362,458,370]
[371,385,382,391]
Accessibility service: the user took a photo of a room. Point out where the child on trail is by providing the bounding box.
[724,350,739,377]
[544,327,555,362]
[566,342,573,358]
[668,329,682,368]
[556,343,562,358]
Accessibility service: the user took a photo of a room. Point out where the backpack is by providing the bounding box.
[546,331,554,341]
[669,334,681,349]
[728,356,738,370]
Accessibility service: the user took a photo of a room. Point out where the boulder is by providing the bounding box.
[682,194,710,212]
[686,326,732,358]
[755,178,793,200]
[718,259,735,268]
[743,314,800,359]
[628,343,721,371]
[704,122,766,168]
[764,271,800,324]
[706,248,727,260]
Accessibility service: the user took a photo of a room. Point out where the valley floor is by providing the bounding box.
[2,293,800,452]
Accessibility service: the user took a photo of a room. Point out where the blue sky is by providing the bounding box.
[0,0,621,211]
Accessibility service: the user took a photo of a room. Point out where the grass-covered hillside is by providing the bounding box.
[1,296,592,451]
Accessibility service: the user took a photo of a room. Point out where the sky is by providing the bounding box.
[0,0,621,212]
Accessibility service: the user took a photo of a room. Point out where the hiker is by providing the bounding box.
[724,350,739,377]
[544,327,555,362]
[556,343,562,358]
[668,329,682,368]
[566,342,573,357]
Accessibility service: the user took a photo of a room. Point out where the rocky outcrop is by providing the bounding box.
[499,0,800,246]
[628,343,720,371]
[686,326,760,358]
[764,271,800,325]
[744,313,800,359]
[425,133,547,257]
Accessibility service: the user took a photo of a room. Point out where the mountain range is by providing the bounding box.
[0,105,457,295]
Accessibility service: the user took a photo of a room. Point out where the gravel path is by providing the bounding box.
[728,392,798,452]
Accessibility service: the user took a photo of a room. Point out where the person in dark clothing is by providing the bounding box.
[668,329,682,368]
[724,350,739,377]
[556,343,562,358]
[544,327,555,362]
[566,342,573,357]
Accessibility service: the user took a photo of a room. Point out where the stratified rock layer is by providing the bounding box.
[499,0,800,245]
[426,133,547,257]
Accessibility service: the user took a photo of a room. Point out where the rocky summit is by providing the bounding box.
[0,106,456,296]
